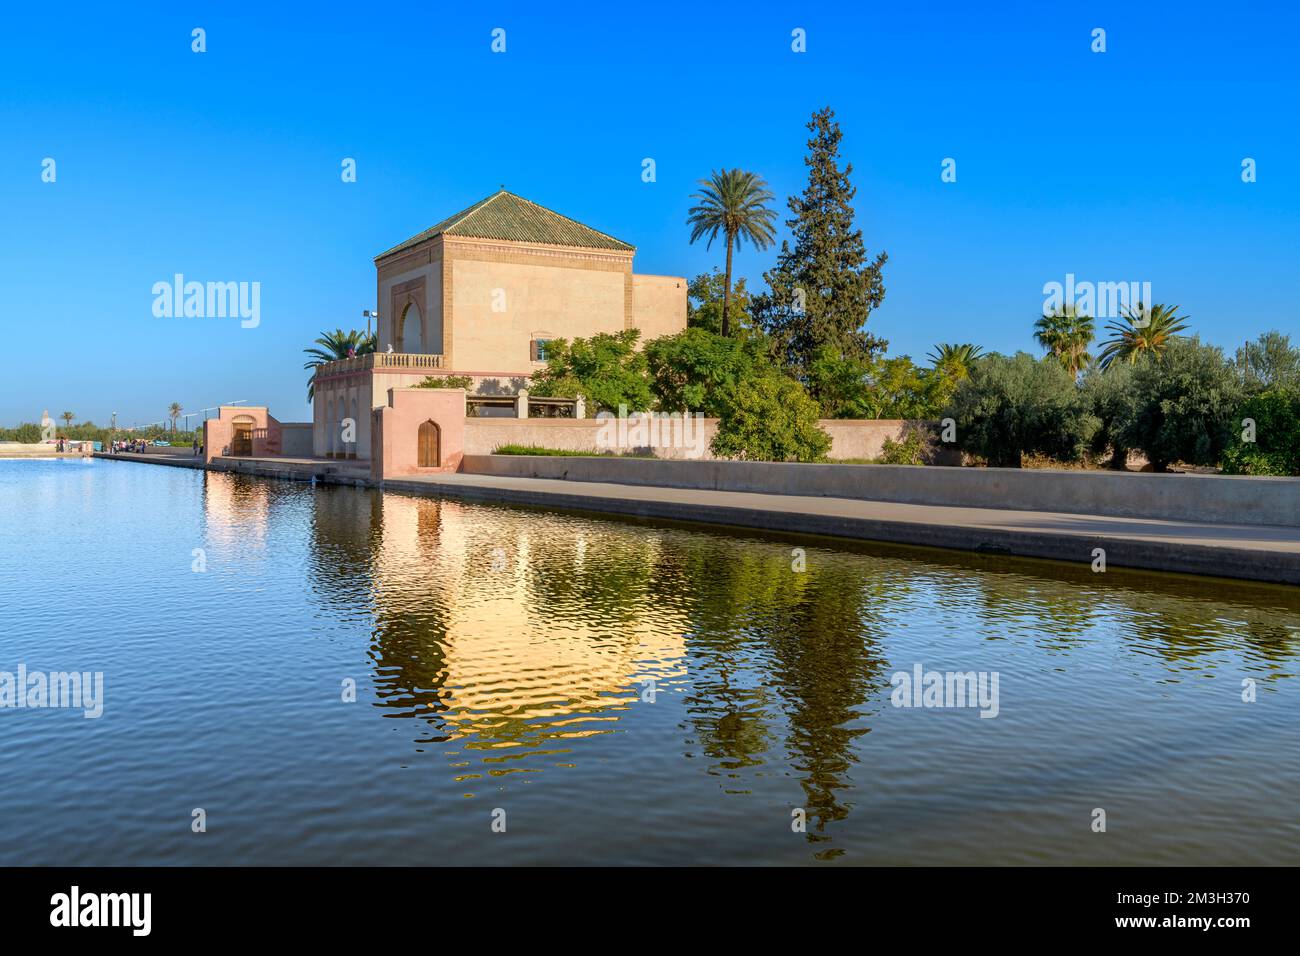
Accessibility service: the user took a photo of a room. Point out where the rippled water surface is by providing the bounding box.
[1,457,1298,865]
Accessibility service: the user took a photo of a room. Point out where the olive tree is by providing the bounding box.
[945,353,1097,468]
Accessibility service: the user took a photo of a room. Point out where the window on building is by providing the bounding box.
[531,339,551,362]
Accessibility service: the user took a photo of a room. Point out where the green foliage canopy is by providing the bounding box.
[529,329,655,413]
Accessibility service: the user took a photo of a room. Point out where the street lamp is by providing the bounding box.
[363,309,379,337]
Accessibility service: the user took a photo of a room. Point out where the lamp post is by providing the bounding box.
[363,309,379,338]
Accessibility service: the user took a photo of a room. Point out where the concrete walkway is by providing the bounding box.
[92,452,1300,584]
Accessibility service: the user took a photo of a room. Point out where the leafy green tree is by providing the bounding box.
[687,269,754,336]
[167,403,182,431]
[1080,360,1137,469]
[711,373,831,462]
[1222,390,1300,476]
[1117,337,1243,471]
[1097,303,1189,369]
[686,169,777,337]
[752,106,889,376]
[303,328,377,401]
[809,347,950,419]
[529,329,654,412]
[644,327,769,417]
[60,411,75,430]
[1235,330,1300,392]
[945,353,1097,468]
[1033,306,1095,377]
[926,343,984,381]
[7,421,42,444]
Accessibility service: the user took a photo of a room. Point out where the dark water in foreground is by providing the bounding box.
[1,457,1298,865]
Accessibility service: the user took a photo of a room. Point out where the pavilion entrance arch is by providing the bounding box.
[399,300,423,354]
[231,415,255,456]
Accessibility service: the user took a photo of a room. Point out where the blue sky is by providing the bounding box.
[1,0,1296,427]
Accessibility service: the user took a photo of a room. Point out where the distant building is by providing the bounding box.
[311,190,687,459]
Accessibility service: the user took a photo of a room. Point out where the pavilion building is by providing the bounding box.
[310,190,686,460]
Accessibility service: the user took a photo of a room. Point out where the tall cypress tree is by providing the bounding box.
[754,107,888,376]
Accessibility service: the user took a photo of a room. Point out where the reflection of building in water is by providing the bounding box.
[201,471,271,556]
[367,492,687,747]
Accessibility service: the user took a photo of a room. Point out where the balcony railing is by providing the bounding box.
[316,352,444,375]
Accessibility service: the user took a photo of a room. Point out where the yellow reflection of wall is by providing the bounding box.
[371,493,687,749]
[201,471,270,557]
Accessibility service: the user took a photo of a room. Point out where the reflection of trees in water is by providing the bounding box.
[306,487,453,739]
[522,525,663,630]
[305,483,383,610]
[940,557,1300,674]
[295,482,1300,813]
[668,542,893,852]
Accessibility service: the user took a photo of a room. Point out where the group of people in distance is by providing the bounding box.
[98,436,204,456]
[110,439,153,454]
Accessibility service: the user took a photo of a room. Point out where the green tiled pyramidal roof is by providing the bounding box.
[376,190,635,259]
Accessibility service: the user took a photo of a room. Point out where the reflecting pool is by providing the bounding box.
[1,458,1297,864]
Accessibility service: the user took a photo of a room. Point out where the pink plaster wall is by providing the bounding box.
[203,406,278,462]
[371,388,466,480]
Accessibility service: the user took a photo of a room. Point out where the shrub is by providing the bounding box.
[945,353,1097,468]
[1235,330,1300,393]
[644,327,768,417]
[1221,390,1300,476]
[529,329,654,413]
[0,423,44,443]
[807,346,952,420]
[491,444,650,458]
[711,374,831,462]
[414,375,474,390]
[1117,337,1242,472]
[1081,360,1137,468]
[876,425,932,465]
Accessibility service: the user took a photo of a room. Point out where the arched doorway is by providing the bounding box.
[231,415,255,456]
[418,419,440,467]
[400,301,423,354]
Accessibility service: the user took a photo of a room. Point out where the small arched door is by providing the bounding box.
[418,420,440,468]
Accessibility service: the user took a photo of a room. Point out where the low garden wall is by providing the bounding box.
[462,417,924,462]
[280,423,313,457]
[0,441,94,456]
[461,455,1300,527]
[135,444,198,457]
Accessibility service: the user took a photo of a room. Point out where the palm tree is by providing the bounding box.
[1034,306,1095,377]
[1097,303,1189,369]
[303,328,377,401]
[168,403,183,431]
[926,343,984,380]
[686,169,777,337]
[60,411,75,431]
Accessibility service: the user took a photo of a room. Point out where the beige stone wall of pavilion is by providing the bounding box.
[376,237,445,355]
[446,236,632,375]
[375,232,686,377]
[630,274,687,343]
